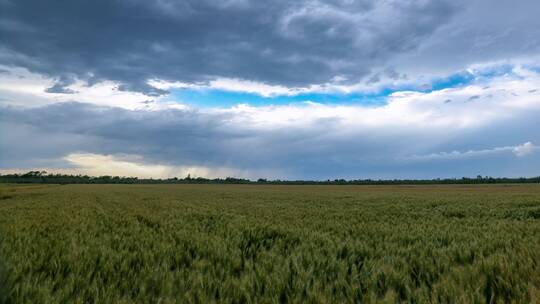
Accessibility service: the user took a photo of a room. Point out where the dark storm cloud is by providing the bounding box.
[0,0,461,95]
[0,102,363,171]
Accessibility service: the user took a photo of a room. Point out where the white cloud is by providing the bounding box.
[403,142,538,162]
[0,65,175,110]
[513,142,536,157]
[211,67,540,131]
[208,78,304,97]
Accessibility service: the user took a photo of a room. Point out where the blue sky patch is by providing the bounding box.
[169,70,485,107]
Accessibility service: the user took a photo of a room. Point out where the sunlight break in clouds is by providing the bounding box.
[63,153,252,179]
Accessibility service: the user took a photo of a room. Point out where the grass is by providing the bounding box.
[1,183,540,303]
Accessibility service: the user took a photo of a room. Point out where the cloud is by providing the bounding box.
[2,0,539,97]
[0,0,465,95]
[403,142,538,162]
[513,142,536,157]
[0,65,187,110]
[386,1,540,79]
[206,78,307,98]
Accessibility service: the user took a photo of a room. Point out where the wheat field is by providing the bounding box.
[1,184,539,303]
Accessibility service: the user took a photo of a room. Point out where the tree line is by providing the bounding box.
[1,171,539,185]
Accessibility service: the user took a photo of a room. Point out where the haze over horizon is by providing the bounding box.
[1,0,540,179]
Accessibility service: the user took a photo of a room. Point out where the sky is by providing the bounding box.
[1,0,540,180]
